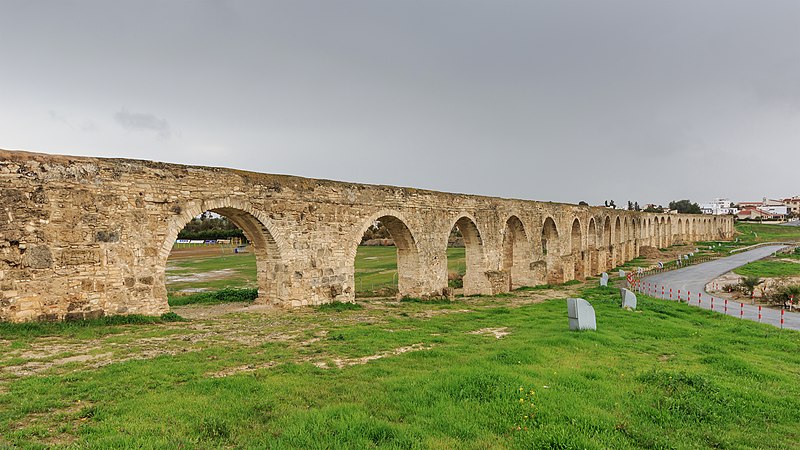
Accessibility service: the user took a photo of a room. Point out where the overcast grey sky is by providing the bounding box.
[2,1,798,206]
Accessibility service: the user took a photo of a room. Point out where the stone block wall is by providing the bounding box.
[0,149,735,322]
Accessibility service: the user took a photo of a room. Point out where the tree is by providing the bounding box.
[739,276,762,299]
[609,200,616,209]
[668,199,702,214]
[643,205,663,213]
[627,200,634,210]
[634,202,641,211]
[578,201,589,206]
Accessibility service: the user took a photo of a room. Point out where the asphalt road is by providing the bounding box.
[641,245,799,330]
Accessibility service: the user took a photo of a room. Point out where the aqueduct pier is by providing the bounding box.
[0,149,734,322]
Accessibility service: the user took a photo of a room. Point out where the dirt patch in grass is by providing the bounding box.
[208,361,279,378]
[166,268,237,285]
[0,281,586,379]
[469,327,510,339]
[171,301,274,319]
[313,343,432,369]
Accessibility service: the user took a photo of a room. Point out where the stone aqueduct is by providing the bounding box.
[0,150,734,322]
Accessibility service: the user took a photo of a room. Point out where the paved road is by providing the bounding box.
[641,245,800,330]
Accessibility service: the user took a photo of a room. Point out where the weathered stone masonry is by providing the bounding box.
[0,149,734,322]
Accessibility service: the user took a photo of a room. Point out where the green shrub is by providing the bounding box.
[317,301,364,312]
[168,288,258,306]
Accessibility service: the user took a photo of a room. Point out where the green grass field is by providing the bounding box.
[735,222,800,244]
[166,246,466,301]
[167,253,258,293]
[734,260,800,278]
[1,286,798,448]
[355,246,465,295]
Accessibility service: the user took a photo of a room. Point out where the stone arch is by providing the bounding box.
[542,216,563,284]
[613,216,622,268]
[448,214,487,296]
[587,217,599,275]
[570,218,585,280]
[621,216,630,263]
[659,217,666,248]
[603,215,612,270]
[349,210,421,299]
[667,216,673,247]
[158,198,289,307]
[676,218,683,244]
[502,215,533,289]
[631,217,639,258]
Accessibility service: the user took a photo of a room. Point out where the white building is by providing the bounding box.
[700,198,738,215]
[737,198,788,217]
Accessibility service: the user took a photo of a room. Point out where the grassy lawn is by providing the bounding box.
[354,246,465,295]
[167,246,467,298]
[734,260,800,278]
[1,286,798,448]
[167,253,258,293]
[735,222,800,244]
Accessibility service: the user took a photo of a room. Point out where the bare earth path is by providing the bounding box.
[643,245,800,330]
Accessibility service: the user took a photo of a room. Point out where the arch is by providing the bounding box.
[621,216,630,263]
[570,218,585,280]
[613,216,622,268]
[587,217,599,275]
[603,215,612,270]
[542,216,563,284]
[448,215,487,295]
[350,210,421,299]
[158,198,288,307]
[666,216,673,247]
[631,217,639,258]
[659,217,667,248]
[502,215,532,289]
[676,218,683,243]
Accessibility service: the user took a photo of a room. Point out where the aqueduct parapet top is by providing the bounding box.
[0,149,734,322]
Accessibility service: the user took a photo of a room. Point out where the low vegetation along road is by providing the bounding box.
[643,245,800,330]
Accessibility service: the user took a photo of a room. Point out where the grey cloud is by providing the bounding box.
[2,1,800,205]
[114,109,171,139]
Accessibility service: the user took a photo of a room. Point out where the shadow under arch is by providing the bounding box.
[570,217,584,280]
[587,217,599,275]
[447,214,487,296]
[613,216,622,268]
[621,216,630,263]
[502,215,532,289]
[603,215,612,270]
[541,216,563,284]
[348,210,421,299]
[157,198,289,308]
